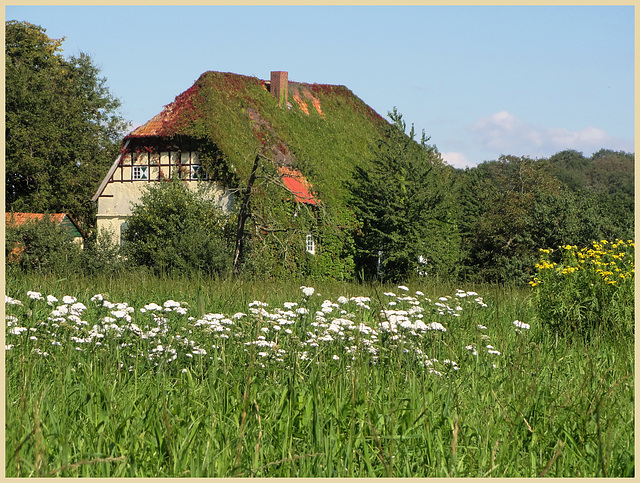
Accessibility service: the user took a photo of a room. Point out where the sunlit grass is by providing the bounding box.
[5,272,634,477]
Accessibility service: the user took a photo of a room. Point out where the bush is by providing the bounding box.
[530,239,634,339]
[78,228,128,276]
[5,214,82,274]
[122,180,235,276]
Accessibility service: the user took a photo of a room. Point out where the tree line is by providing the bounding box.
[5,21,634,285]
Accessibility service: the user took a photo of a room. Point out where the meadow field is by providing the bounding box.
[4,270,634,477]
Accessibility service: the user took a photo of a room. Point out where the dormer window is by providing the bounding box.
[190,165,209,180]
[133,166,148,180]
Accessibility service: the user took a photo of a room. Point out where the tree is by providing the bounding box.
[349,108,459,281]
[5,21,128,230]
[459,156,571,284]
[122,180,235,276]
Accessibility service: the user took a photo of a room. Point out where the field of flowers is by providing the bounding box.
[6,285,496,377]
[5,274,634,477]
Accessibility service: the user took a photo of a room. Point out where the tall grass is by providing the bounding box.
[5,271,634,477]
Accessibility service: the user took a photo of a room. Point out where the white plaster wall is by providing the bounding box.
[96,180,235,245]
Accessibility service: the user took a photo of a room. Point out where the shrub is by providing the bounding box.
[122,180,235,276]
[78,228,129,276]
[5,214,81,273]
[530,239,634,339]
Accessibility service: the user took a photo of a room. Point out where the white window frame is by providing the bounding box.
[306,234,315,255]
[133,166,148,180]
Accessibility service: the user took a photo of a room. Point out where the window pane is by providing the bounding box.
[133,166,148,180]
[306,234,315,254]
[190,165,209,180]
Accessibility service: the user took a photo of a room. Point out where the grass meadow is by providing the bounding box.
[4,271,634,477]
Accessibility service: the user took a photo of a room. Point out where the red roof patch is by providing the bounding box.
[126,83,200,139]
[6,212,84,238]
[278,167,318,205]
[6,212,67,225]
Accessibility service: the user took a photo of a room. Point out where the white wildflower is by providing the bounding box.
[5,296,22,305]
[300,286,315,297]
[426,322,447,332]
[143,302,163,311]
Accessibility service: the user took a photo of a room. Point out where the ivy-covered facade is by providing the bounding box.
[92,70,389,279]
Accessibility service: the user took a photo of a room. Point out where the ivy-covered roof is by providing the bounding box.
[125,70,389,205]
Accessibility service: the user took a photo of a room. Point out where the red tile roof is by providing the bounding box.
[278,167,318,205]
[6,212,67,225]
[6,213,83,237]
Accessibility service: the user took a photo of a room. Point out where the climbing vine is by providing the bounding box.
[126,70,388,280]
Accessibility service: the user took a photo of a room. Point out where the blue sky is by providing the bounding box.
[6,5,635,168]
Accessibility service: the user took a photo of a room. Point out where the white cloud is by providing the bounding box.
[470,110,633,158]
[442,152,474,169]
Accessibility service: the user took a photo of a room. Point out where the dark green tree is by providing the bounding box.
[122,180,235,276]
[459,156,573,284]
[545,149,590,191]
[349,108,459,282]
[5,20,128,230]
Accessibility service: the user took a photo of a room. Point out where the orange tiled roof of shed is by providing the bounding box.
[6,212,67,225]
[6,212,84,238]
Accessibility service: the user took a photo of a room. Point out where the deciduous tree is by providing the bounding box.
[5,20,128,229]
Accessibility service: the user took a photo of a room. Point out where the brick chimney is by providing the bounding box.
[270,71,288,106]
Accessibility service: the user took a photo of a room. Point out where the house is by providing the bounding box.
[92,70,388,276]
